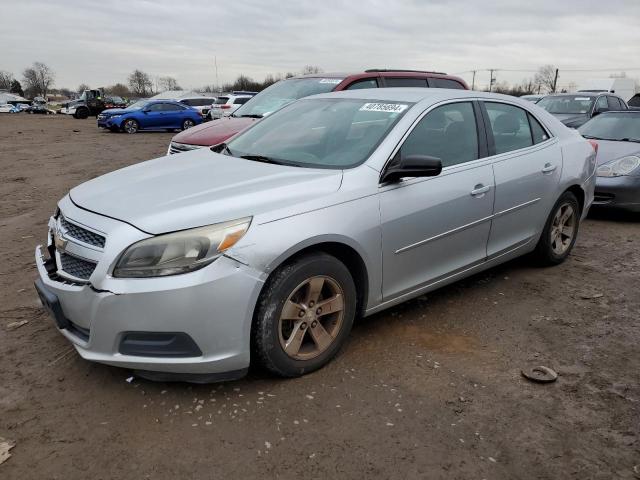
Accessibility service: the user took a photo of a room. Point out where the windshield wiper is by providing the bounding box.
[240,155,286,165]
[619,138,640,143]
[581,135,600,139]
[238,114,263,119]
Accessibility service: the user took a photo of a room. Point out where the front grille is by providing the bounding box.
[60,216,106,248]
[169,142,205,155]
[59,252,97,280]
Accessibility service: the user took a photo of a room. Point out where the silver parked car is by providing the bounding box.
[34,89,596,382]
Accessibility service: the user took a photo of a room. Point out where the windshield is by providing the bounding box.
[126,100,148,110]
[579,113,640,141]
[232,77,344,118]
[537,96,595,115]
[225,98,411,169]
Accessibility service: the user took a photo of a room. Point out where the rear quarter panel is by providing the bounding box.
[559,130,597,216]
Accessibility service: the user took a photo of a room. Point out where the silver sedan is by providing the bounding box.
[34,88,596,382]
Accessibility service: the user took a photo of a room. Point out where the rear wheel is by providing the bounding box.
[122,119,139,134]
[252,253,356,377]
[182,119,195,130]
[533,191,580,265]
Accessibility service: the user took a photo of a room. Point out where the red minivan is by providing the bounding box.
[168,69,469,154]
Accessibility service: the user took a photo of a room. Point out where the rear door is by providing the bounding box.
[379,100,494,300]
[481,101,561,257]
[161,102,186,128]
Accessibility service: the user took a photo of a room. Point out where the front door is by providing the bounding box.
[380,101,494,300]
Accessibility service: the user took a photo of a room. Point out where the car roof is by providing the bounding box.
[543,92,601,98]
[308,87,485,103]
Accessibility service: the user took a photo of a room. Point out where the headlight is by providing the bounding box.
[113,217,251,278]
[597,155,640,177]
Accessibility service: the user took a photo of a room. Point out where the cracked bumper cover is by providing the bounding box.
[35,245,265,375]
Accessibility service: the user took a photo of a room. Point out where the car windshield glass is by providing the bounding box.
[127,100,148,110]
[579,113,640,141]
[232,77,344,118]
[226,98,411,169]
[537,96,595,114]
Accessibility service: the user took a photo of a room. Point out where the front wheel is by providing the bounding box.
[122,119,139,134]
[252,253,356,377]
[182,119,195,130]
[533,191,580,266]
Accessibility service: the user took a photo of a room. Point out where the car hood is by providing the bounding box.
[171,116,255,146]
[100,108,131,115]
[69,149,343,234]
[592,139,640,166]
[552,113,589,126]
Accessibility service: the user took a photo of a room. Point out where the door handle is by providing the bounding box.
[470,184,491,197]
[542,163,557,174]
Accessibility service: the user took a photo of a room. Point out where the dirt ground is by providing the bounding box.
[0,114,639,479]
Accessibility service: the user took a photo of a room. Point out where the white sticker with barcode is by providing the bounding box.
[359,103,409,113]
[319,78,342,84]
[574,97,591,101]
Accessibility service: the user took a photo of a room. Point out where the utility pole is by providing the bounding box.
[552,68,559,93]
[488,69,496,92]
[471,70,476,90]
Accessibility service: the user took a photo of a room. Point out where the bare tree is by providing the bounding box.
[0,71,14,90]
[534,65,558,93]
[301,65,323,75]
[22,62,55,98]
[105,83,131,98]
[128,69,153,97]
[10,80,23,96]
[77,83,90,93]
[158,76,181,91]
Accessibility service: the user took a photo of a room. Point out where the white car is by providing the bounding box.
[208,92,256,119]
[0,103,18,113]
[179,97,217,118]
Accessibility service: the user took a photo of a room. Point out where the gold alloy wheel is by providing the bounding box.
[278,275,345,361]
[550,202,576,255]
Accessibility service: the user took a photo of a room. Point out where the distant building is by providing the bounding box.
[0,90,29,104]
[150,90,206,100]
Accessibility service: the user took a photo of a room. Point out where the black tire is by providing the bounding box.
[122,118,139,134]
[252,252,356,377]
[182,119,195,130]
[75,108,89,119]
[533,191,580,266]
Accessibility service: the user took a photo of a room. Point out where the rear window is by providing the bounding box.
[233,97,250,105]
[385,77,428,88]
[185,98,215,106]
[214,97,229,105]
[429,78,465,89]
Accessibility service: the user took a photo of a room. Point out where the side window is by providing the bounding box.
[595,96,609,112]
[385,77,428,88]
[147,103,163,112]
[429,78,465,89]
[400,102,478,167]
[528,113,550,144]
[345,78,379,90]
[162,103,182,111]
[607,96,622,110]
[233,97,250,105]
[484,102,533,154]
[180,99,193,106]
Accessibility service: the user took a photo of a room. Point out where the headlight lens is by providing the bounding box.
[597,156,640,177]
[113,217,251,278]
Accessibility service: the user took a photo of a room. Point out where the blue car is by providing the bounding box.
[97,99,203,133]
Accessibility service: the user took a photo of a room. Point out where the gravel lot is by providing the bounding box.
[1,114,639,479]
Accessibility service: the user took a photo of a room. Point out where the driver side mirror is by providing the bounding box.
[381,154,442,183]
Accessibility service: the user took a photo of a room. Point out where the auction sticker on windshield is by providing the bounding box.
[319,79,342,84]
[360,103,409,113]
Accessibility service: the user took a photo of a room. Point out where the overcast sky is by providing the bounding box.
[2,0,640,91]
